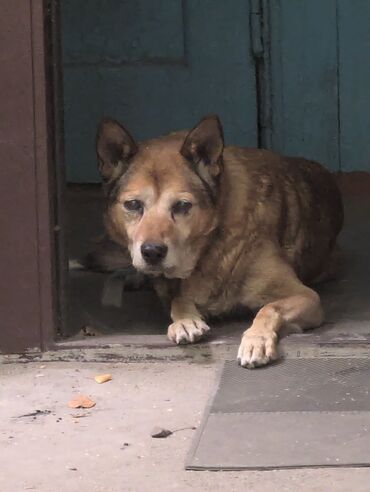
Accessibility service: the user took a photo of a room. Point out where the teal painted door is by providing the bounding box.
[62,1,370,181]
[337,0,370,171]
[264,0,370,172]
[62,1,258,182]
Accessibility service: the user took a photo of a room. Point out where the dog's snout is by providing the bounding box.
[141,242,168,265]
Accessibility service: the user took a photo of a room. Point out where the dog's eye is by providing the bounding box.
[172,200,192,215]
[123,200,143,212]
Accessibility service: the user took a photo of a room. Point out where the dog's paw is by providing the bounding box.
[237,330,278,368]
[167,319,210,344]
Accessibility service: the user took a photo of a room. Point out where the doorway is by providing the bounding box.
[1,0,370,354]
[58,1,370,349]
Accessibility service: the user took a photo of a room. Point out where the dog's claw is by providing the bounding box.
[167,319,210,344]
[237,330,278,368]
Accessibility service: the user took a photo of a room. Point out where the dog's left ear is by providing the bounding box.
[96,117,138,182]
[180,115,224,180]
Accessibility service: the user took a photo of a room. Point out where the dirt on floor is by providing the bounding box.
[1,360,370,492]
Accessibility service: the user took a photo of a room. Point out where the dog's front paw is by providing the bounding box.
[167,319,210,344]
[237,329,278,368]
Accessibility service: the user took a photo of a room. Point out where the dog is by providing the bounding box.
[94,114,343,368]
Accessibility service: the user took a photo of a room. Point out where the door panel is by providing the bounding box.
[267,0,340,171]
[62,0,258,182]
[338,0,370,171]
[63,0,185,64]
[266,0,370,172]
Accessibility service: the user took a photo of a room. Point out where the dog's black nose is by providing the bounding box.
[141,242,168,265]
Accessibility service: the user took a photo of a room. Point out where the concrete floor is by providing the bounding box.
[2,360,370,492]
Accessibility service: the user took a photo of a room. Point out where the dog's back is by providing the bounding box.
[218,147,343,282]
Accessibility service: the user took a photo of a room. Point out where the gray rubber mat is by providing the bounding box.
[186,358,370,470]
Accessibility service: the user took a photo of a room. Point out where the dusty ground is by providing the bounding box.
[1,361,370,492]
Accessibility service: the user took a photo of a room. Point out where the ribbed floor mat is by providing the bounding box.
[186,358,370,470]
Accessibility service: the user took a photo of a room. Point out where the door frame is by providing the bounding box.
[0,0,56,353]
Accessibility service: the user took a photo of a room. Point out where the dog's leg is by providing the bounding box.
[238,268,323,368]
[167,297,210,344]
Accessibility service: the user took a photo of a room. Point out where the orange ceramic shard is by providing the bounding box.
[68,395,96,409]
[94,374,112,384]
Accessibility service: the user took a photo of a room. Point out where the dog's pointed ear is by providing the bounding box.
[96,118,138,181]
[180,114,224,177]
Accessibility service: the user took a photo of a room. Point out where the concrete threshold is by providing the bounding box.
[2,331,370,364]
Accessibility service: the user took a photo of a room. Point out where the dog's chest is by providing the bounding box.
[192,239,252,315]
[202,291,238,316]
[196,271,245,316]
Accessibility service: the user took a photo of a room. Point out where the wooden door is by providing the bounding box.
[62,0,258,182]
[264,0,370,172]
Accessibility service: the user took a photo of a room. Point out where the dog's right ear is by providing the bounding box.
[96,118,138,181]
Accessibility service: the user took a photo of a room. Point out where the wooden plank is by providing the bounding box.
[337,0,370,171]
[267,0,339,170]
[30,0,57,350]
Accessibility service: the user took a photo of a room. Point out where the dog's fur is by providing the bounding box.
[94,115,343,368]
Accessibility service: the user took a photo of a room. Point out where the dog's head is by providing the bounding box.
[96,115,224,279]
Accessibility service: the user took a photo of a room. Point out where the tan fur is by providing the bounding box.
[96,116,343,368]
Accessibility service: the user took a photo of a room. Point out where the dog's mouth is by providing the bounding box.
[141,267,164,277]
[136,264,179,279]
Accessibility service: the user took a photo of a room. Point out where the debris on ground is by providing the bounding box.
[14,410,51,419]
[81,326,102,337]
[150,427,173,438]
[70,413,90,419]
[94,374,112,384]
[150,426,197,438]
[68,395,96,409]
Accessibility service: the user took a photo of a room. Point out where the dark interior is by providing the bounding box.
[58,2,370,347]
[63,176,370,345]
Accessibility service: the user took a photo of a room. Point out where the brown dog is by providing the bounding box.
[96,115,343,368]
